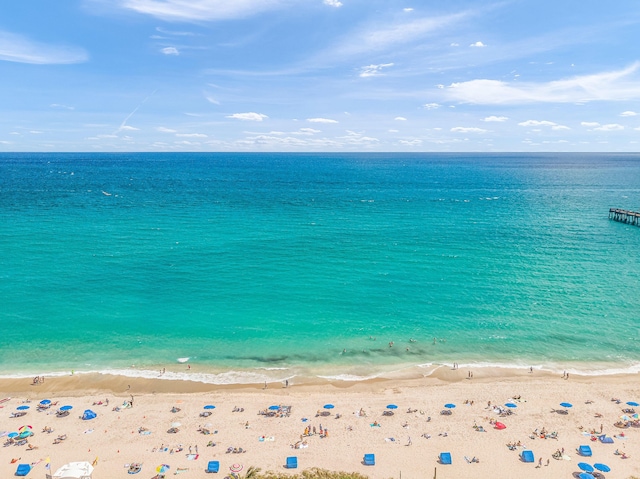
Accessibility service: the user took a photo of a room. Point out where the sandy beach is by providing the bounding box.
[1,367,639,479]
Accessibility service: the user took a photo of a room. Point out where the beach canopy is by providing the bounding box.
[203,405,216,410]
[578,474,594,479]
[323,404,335,409]
[578,462,594,473]
[386,404,398,409]
[560,402,573,408]
[156,464,170,474]
[626,401,639,407]
[60,405,73,411]
[505,403,517,408]
[594,463,611,472]
[444,403,456,409]
[40,399,52,405]
[53,461,94,479]
[81,409,97,420]
[16,405,29,410]
[8,432,18,438]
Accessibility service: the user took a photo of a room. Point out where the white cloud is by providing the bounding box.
[450,43,459,47]
[157,126,177,133]
[394,117,407,121]
[176,133,208,137]
[470,41,486,47]
[450,127,487,133]
[518,120,557,127]
[323,0,342,7]
[399,139,423,146]
[445,63,640,104]
[118,0,290,21]
[50,104,75,110]
[297,128,321,135]
[620,111,637,117]
[0,30,88,64]
[120,125,139,131]
[482,116,508,122]
[161,47,179,55]
[594,123,624,131]
[403,8,414,12]
[227,112,268,121]
[580,122,600,127]
[359,62,394,78]
[205,95,220,105]
[307,118,338,123]
[424,103,440,110]
[552,125,571,131]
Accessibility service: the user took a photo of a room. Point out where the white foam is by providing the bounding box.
[177,357,190,363]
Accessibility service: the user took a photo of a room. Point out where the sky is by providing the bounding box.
[2,0,640,152]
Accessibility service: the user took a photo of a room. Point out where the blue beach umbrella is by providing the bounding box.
[203,405,215,410]
[7,432,18,438]
[578,462,594,473]
[594,463,611,473]
[39,399,51,405]
[505,403,517,408]
[578,474,594,479]
[444,403,456,409]
[626,401,639,407]
[268,405,280,410]
[386,404,398,410]
[560,402,573,408]
[16,405,29,410]
[323,404,335,409]
[60,405,73,411]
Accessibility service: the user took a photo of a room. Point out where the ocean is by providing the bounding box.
[1,152,639,384]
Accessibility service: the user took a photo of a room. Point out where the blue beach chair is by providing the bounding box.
[15,463,31,476]
[205,461,219,473]
[286,456,298,469]
[363,454,375,465]
[521,450,534,463]
[578,445,592,457]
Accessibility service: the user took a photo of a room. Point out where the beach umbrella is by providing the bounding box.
[494,422,506,430]
[156,464,170,474]
[560,402,573,408]
[18,425,32,433]
[7,432,18,438]
[39,399,51,405]
[18,430,32,439]
[323,404,335,409]
[203,405,216,410]
[578,462,594,473]
[444,403,456,409]
[578,474,594,479]
[505,403,517,408]
[16,405,29,410]
[626,401,639,407]
[230,464,243,473]
[594,463,611,473]
[386,404,398,409]
[60,405,73,411]
[268,405,280,410]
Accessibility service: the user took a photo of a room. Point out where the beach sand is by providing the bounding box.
[1,367,638,479]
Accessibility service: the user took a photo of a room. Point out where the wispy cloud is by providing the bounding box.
[323,0,342,7]
[0,30,88,64]
[118,0,290,21]
[518,120,570,130]
[50,104,75,110]
[176,133,208,137]
[424,103,440,110]
[395,117,407,121]
[161,47,179,55]
[157,127,177,133]
[445,63,640,104]
[227,112,268,121]
[450,127,487,133]
[120,125,139,131]
[620,110,637,117]
[205,95,220,105]
[307,118,338,123]
[470,41,486,47]
[359,63,394,78]
[483,115,508,122]
[582,122,625,131]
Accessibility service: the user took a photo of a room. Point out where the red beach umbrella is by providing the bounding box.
[494,422,506,430]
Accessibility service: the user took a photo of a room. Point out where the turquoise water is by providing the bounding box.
[1,152,639,382]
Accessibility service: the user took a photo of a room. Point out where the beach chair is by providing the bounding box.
[205,461,219,473]
[520,450,534,463]
[363,453,375,466]
[286,456,298,469]
[599,435,614,444]
[15,463,31,476]
[578,445,592,457]
[439,452,452,465]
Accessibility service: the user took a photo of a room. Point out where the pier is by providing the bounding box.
[609,208,640,226]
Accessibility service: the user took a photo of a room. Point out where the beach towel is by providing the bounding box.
[384,437,396,442]
[186,454,199,460]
